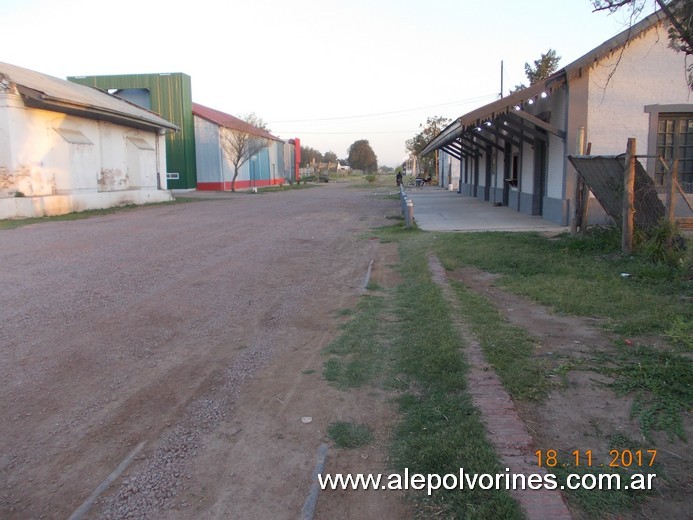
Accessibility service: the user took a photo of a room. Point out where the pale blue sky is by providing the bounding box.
[1,0,656,166]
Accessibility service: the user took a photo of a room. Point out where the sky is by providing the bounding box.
[1,0,657,167]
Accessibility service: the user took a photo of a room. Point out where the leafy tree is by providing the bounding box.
[219,113,270,192]
[300,146,323,166]
[592,0,692,88]
[510,49,561,93]
[526,49,561,84]
[406,115,450,174]
[324,151,338,163]
[347,139,378,172]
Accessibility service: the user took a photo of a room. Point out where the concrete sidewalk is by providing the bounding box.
[405,188,568,233]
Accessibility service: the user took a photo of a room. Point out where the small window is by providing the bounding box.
[53,128,92,145]
[656,113,693,192]
[112,88,152,110]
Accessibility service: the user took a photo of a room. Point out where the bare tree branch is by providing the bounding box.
[219,126,270,192]
[591,0,692,89]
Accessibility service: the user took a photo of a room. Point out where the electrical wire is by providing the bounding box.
[267,93,496,124]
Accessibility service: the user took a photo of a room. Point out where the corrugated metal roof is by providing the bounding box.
[192,103,281,142]
[0,62,178,132]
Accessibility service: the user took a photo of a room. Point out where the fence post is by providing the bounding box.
[666,159,678,225]
[571,127,586,235]
[665,159,679,249]
[622,138,636,254]
[579,142,592,235]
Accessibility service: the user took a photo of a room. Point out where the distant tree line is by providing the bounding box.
[300,147,339,167]
[300,139,378,172]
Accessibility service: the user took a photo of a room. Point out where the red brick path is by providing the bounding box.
[428,255,573,520]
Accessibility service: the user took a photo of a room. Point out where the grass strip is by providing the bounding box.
[328,422,374,449]
[0,199,194,230]
[448,280,551,401]
[322,294,388,389]
[433,228,692,339]
[593,343,693,442]
[550,461,653,519]
[389,236,524,519]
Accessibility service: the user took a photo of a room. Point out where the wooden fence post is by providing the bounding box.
[622,138,636,254]
[571,127,586,234]
[666,159,678,225]
[665,159,679,249]
[579,142,592,235]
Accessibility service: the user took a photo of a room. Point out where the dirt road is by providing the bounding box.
[0,185,404,519]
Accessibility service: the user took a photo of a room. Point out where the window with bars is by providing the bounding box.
[657,114,693,192]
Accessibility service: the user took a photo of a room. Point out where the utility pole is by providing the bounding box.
[500,60,504,98]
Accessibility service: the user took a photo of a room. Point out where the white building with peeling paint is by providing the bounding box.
[0,62,178,219]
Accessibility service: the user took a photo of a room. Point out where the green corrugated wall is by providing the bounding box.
[67,73,197,189]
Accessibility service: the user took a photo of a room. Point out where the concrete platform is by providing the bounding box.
[405,187,568,233]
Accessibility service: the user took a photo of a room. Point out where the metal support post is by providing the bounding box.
[405,198,414,229]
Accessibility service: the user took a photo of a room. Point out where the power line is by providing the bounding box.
[273,130,417,135]
[267,93,496,124]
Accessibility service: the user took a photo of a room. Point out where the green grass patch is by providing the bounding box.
[347,173,399,190]
[388,236,524,519]
[365,281,382,291]
[593,343,693,442]
[432,228,692,339]
[334,308,354,318]
[551,461,653,519]
[324,223,690,518]
[327,421,373,449]
[665,315,693,352]
[322,295,388,389]
[0,199,191,230]
[449,281,551,400]
[548,433,660,519]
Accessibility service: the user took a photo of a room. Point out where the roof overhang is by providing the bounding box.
[421,73,567,157]
[17,84,179,134]
[421,10,669,160]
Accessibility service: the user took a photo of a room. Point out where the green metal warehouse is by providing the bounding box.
[68,73,197,190]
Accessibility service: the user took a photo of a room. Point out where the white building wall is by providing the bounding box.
[546,132,565,199]
[0,92,170,219]
[437,151,447,187]
[496,152,506,191]
[478,154,489,188]
[520,142,533,195]
[586,23,690,155]
[546,88,568,200]
[440,152,461,191]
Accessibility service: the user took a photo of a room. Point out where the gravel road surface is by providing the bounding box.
[0,185,400,519]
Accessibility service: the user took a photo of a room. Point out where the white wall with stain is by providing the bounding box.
[0,90,171,219]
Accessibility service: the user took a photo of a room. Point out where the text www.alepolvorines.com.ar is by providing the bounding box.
[319,468,657,495]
